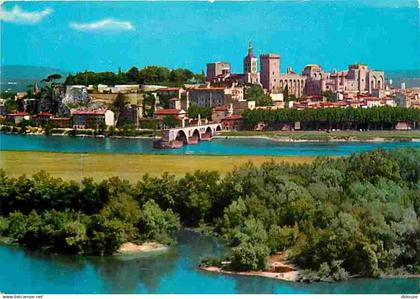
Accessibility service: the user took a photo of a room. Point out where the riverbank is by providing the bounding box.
[0,151,316,181]
[200,252,301,282]
[219,130,420,142]
[116,242,167,254]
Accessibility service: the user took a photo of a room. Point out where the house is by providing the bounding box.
[187,85,244,108]
[71,108,115,128]
[221,115,243,131]
[154,109,186,121]
[5,112,30,125]
[120,104,143,126]
[212,105,233,123]
[50,117,72,128]
[32,112,52,127]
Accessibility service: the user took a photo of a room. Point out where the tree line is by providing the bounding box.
[65,66,204,86]
[0,148,419,280]
[242,106,420,130]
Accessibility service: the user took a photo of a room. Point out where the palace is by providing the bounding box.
[205,41,386,99]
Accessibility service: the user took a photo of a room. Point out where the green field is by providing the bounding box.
[0,151,316,181]
[219,130,420,141]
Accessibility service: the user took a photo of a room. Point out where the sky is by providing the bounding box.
[1,0,420,74]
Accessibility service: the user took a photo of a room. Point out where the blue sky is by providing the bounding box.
[1,1,420,73]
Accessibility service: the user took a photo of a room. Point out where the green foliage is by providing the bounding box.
[138,200,180,245]
[113,93,126,115]
[323,90,337,102]
[242,107,420,130]
[65,66,202,86]
[4,99,18,113]
[200,256,223,267]
[230,242,269,271]
[187,105,212,120]
[245,85,273,106]
[162,115,179,128]
[0,148,418,278]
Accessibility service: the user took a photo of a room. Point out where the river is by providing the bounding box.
[0,134,419,156]
[0,230,418,294]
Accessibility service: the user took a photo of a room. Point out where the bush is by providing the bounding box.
[230,242,269,271]
[200,256,223,267]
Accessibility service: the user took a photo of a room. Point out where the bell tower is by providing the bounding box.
[243,40,257,75]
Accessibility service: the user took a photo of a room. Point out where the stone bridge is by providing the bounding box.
[162,123,222,145]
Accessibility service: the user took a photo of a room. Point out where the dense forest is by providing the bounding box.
[0,148,419,280]
[243,107,420,130]
[65,66,204,86]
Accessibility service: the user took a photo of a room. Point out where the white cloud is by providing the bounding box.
[0,5,53,24]
[70,19,134,32]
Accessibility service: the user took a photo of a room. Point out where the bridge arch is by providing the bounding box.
[175,130,188,144]
[205,126,213,136]
[192,128,200,140]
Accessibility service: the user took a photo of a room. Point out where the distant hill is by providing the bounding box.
[0,65,68,93]
[385,69,420,88]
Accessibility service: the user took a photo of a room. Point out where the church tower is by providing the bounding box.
[243,40,257,74]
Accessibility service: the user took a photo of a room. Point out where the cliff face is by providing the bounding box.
[62,86,92,108]
[36,84,68,115]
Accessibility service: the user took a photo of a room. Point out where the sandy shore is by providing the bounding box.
[200,265,300,282]
[200,252,301,282]
[117,242,167,254]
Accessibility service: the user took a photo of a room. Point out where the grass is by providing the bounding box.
[0,151,316,182]
[219,130,420,141]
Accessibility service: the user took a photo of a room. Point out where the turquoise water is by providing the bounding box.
[0,230,418,294]
[0,134,419,156]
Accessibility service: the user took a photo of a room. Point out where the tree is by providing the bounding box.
[162,115,179,128]
[230,242,269,271]
[323,90,337,102]
[244,85,273,106]
[138,200,180,245]
[187,105,212,120]
[126,67,140,82]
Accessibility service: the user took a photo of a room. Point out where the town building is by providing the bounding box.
[71,108,115,128]
[241,41,260,85]
[211,105,233,123]
[207,42,260,86]
[206,62,231,82]
[50,117,72,128]
[221,115,243,130]
[32,112,52,127]
[260,54,305,97]
[120,104,143,127]
[5,112,30,125]
[302,64,385,96]
[187,85,244,108]
[154,109,187,121]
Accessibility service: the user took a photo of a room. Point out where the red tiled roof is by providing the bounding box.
[157,87,180,92]
[155,109,184,115]
[72,109,108,115]
[7,112,29,116]
[36,112,53,117]
[222,115,242,120]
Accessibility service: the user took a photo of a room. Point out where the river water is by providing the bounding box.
[0,230,418,294]
[0,134,419,293]
[0,134,419,156]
